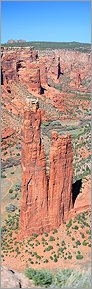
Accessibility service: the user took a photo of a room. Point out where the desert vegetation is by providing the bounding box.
[1,210,91,272]
[25,267,91,288]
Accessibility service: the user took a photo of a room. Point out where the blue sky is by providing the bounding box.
[1,1,91,43]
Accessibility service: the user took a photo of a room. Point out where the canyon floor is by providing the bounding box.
[1,45,91,283]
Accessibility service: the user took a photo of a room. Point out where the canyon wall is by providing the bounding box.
[2,47,90,94]
[39,49,91,87]
[1,47,41,93]
[19,99,73,237]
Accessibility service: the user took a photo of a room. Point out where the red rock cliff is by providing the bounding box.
[19,99,48,237]
[1,47,41,94]
[19,100,73,237]
[48,131,73,230]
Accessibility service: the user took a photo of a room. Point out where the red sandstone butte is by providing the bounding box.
[19,99,73,237]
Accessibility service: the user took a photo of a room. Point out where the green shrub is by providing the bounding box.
[5,204,17,212]
[1,174,6,178]
[72,237,75,241]
[32,233,38,239]
[80,233,85,238]
[68,255,72,259]
[50,256,53,260]
[44,259,49,263]
[10,193,18,200]
[30,260,34,264]
[33,269,52,287]
[49,236,55,241]
[45,241,48,245]
[53,229,58,234]
[54,256,58,262]
[9,189,13,194]
[82,240,88,246]
[42,237,46,242]
[76,240,81,246]
[44,245,53,252]
[15,246,20,254]
[29,243,34,247]
[76,214,81,221]
[61,240,65,246]
[86,230,91,235]
[35,254,41,260]
[66,219,72,228]
[74,225,78,230]
[44,232,48,237]
[58,247,64,253]
[4,151,7,155]
[25,267,36,279]
[16,153,20,156]
[76,254,83,259]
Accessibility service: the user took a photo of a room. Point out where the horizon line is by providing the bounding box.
[1,40,91,45]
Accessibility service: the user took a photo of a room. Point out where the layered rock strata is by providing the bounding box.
[19,99,48,236]
[48,131,73,230]
[19,99,73,237]
[39,58,48,86]
[1,47,41,93]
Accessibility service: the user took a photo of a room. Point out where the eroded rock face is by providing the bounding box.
[39,57,48,86]
[48,131,73,230]
[1,47,41,93]
[19,100,73,237]
[39,49,91,90]
[19,99,48,236]
[18,62,41,93]
[2,47,90,98]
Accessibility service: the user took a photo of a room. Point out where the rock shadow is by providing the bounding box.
[57,63,64,79]
[40,86,46,94]
[1,67,3,85]
[72,179,82,207]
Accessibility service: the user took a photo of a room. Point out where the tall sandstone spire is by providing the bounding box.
[48,131,73,231]
[19,99,73,237]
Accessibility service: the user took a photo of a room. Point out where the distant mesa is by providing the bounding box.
[7,39,26,44]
